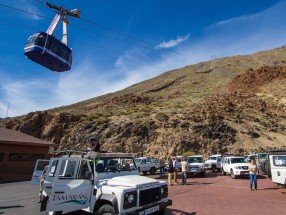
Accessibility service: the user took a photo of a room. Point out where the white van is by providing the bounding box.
[33,151,171,215]
[268,150,286,186]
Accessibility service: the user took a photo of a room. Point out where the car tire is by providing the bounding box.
[211,165,216,173]
[201,172,205,177]
[150,167,156,175]
[143,171,148,175]
[230,169,236,179]
[97,204,116,215]
[222,168,226,176]
[265,160,272,179]
[155,208,169,215]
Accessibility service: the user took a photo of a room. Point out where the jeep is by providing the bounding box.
[35,151,172,215]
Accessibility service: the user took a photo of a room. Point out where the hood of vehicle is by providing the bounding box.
[233,163,249,167]
[107,175,161,188]
[205,160,216,164]
[189,162,204,167]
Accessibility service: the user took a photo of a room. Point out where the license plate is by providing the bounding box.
[190,169,198,172]
[139,205,160,215]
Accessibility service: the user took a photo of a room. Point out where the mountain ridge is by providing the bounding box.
[2,46,286,157]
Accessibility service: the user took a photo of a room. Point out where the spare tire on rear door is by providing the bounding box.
[265,160,272,178]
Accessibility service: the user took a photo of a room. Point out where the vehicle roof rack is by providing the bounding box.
[53,150,135,159]
[268,150,286,155]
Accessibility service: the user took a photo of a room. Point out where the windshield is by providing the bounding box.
[208,157,217,161]
[135,159,141,165]
[231,158,246,164]
[188,157,203,163]
[94,157,137,174]
[257,153,267,161]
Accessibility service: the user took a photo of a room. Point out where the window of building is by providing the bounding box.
[8,153,44,161]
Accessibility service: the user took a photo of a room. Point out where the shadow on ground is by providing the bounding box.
[169,208,196,215]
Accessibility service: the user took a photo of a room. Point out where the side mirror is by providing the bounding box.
[85,171,93,180]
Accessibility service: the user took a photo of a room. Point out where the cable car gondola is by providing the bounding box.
[24,2,79,72]
[24,32,72,72]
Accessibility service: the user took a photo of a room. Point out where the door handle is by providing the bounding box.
[55,191,65,194]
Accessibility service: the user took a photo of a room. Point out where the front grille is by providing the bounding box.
[139,187,161,207]
[190,165,199,168]
[242,166,248,170]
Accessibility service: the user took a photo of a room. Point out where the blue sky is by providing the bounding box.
[0,0,285,117]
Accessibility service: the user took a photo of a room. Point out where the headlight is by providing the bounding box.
[161,185,168,198]
[123,191,137,209]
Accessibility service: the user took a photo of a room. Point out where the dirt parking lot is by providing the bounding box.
[0,171,285,215]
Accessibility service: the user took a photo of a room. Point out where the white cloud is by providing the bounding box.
[156,34,190,49]
[2,1,286,117]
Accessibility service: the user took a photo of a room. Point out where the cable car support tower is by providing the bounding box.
[45,2,80,46]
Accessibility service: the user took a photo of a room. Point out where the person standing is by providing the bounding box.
[249,159,258,191]
[172,157,178,184]
[88,137,100,152]
[159,158,166,177]
[181,158,188,185]
[168,159,175,186]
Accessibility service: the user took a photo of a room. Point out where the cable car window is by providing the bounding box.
[26,36,37,47]
[35,34,46,47]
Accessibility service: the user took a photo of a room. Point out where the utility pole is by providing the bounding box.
[5,96,12,118]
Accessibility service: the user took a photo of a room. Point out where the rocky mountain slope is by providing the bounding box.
[2,46,286,158]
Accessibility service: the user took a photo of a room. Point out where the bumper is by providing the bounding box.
[126,199,172,215]
[234,170,249,176]
[188,169,204,173]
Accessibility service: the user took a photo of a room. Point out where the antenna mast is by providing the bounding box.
[45,1,80,46]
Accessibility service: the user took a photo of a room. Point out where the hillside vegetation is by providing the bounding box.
[3,46,286,157]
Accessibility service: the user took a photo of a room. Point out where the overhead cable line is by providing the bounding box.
[28,0,189,58]
[0,1,188,58]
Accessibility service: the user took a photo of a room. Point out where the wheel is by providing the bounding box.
[143,171,148,175]
[97,204,116,215]
[222,168,226,176]
[265,160,272,178]
[200,172,205,177]
[155,208,169,215]
[211,165,217,173]
[230,169,237,179]
[150,167,156,175]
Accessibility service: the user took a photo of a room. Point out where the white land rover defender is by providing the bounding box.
[187,156,205,177]
[134,157,160,175]
[221,156,249,179]
[204,154,222,172]
[263,150,286,186]
[36,151,171,215]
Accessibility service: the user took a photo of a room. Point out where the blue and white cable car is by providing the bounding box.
[24,32,72,72]
[24,2,79,72]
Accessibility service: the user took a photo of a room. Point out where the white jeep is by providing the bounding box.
[35,151,171,215]
[135,157,160,175]
[187,156,205,177]
[204,154,222,172]
[263,150,286,186]
[221,156,249,179]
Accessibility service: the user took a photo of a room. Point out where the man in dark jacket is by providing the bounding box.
[88,137,100,152]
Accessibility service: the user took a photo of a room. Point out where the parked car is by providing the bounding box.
[33,151,172,215]
[135,157,160,175]
[222,156,249,179]
[187,156,205,177]
[204,154,222,172]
